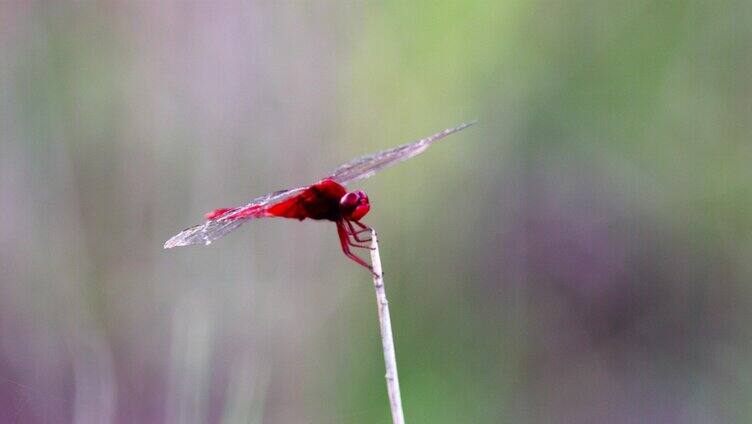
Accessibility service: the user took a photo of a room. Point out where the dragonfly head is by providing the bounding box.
[339,190,370,221]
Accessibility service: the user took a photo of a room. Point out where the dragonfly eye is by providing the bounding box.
[340,192,359,208]
[340,191,370,220]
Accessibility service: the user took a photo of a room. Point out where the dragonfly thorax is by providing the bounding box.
[339,190,370,221]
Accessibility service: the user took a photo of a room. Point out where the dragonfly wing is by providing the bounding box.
[163,187,306,248]
[163,214,249,248]
[328,121,476,186]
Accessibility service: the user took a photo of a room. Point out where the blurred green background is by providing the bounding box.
[1,1,751,423]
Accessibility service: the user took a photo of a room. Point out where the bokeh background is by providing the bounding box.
[1,1,751,423]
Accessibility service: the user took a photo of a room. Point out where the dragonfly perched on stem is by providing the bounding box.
[164,121,476,274]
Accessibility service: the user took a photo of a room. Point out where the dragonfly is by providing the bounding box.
[164,121,476,273]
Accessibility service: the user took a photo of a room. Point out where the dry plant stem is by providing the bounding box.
[369,230,406,424]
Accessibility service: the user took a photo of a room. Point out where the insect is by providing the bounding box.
[164,121,476,273]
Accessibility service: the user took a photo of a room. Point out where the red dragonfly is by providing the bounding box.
[164,121,475,273]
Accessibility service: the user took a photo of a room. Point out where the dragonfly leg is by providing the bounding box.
[351,220,371,232]
[347,239,373,250]
[346,220,373,243]
[345,221,374,250]
[337,220,376,275]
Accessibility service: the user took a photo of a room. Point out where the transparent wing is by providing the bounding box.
[163,187,305,249]
[328,121,476,186]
